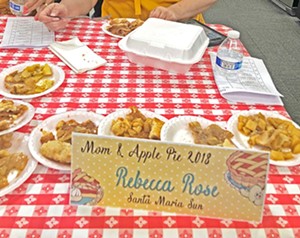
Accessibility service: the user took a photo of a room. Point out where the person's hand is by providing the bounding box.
[36,3,69,32]
[24,0,52,15]
[149,6,178,21]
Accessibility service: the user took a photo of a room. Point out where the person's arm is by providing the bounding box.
[24,0,60,14]
[150,0,217,21]
[59,0,97,17]
[36,0,97,31]
[24,0,97,16]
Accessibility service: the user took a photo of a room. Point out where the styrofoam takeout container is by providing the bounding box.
[118,18,209,74]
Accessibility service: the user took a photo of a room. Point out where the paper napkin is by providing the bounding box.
[49,37,106,73]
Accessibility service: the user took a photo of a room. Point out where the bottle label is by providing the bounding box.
[216,56,242,70]
[9,1,23,13]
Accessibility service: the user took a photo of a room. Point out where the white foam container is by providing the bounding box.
[118,18,209,74]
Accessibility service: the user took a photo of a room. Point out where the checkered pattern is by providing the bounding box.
[0,17,299,238]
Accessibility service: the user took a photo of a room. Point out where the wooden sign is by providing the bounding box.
[70,133,269,222]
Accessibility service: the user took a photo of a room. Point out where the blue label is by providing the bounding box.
[216,56,242,70]
[10,1,21,11]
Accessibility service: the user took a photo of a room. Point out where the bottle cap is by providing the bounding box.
[228,30,240,39]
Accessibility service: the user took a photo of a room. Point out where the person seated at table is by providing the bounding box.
[25,0,103,17]
[24,0,217,32]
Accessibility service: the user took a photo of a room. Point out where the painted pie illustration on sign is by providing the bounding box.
[225,151,268,206]
[70,168,104,205]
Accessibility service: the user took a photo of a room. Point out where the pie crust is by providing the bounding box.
[226,151,268,188]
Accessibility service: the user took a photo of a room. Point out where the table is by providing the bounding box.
[0,17,300,238]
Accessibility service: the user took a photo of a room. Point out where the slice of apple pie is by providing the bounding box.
[0,99,28,132]
[189,121,234,147]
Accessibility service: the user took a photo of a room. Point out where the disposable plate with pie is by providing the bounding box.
[101,18,144,38]
[227,110,300,166]
[0,99,35,136]
[160,115,235,147]
[28,111,104,171]
[0,132,38,197]
[0,62,65,99]
[98,106,167,140]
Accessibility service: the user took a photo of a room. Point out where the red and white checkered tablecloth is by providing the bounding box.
[0,17,300,238]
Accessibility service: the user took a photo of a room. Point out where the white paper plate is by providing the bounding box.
[0,132,38,197]
[98,108,168,138]
[0,99,35,136]
[28,111,104,171]
[227,110,300,167]
[0,62,65,99]
[160,115,230,144]
[101,18,136,38]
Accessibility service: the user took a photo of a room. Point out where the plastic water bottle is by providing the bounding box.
[9,0,26,16]
[215,30,243,77]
